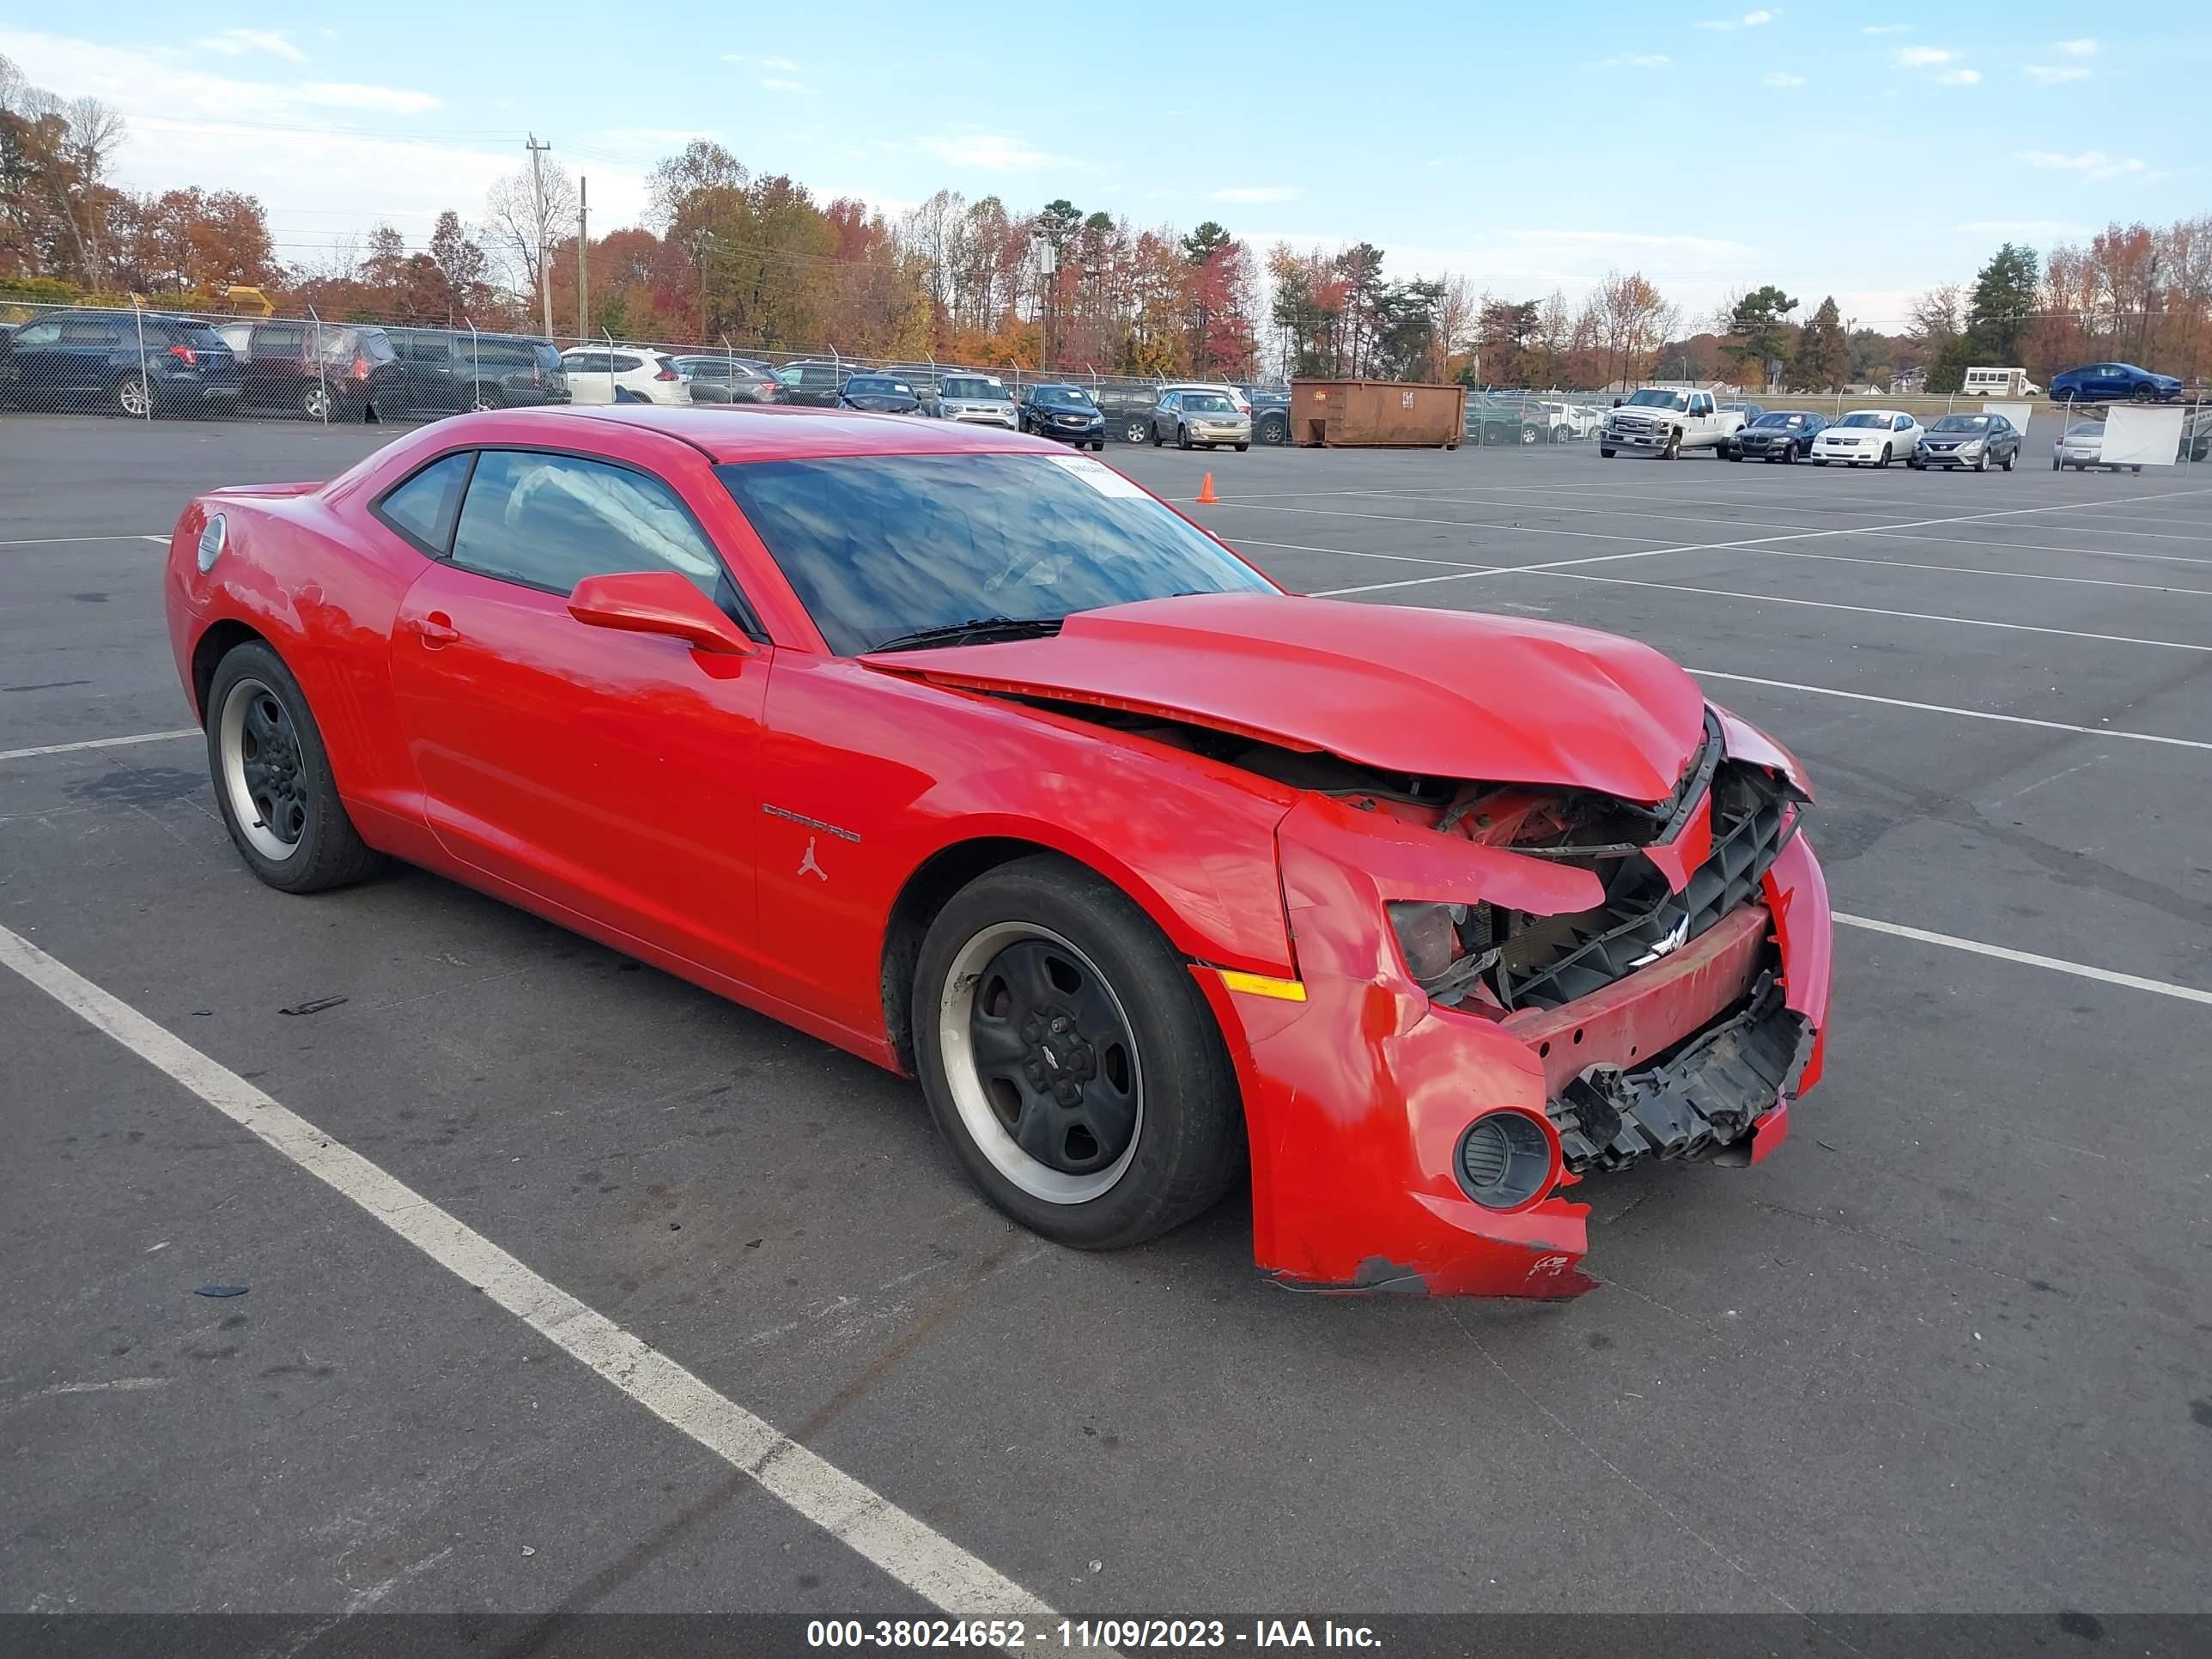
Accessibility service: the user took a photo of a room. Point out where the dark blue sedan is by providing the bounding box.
[2049,362,2184,404]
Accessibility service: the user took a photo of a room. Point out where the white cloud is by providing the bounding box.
[1212,185,1302,204]
[0,28,639,254]
[2020,149,2149,181]
[1894,46,1978,85]
[914,131,1060,172]
[759,55,799,71]
[2025,64,2089,84]
[0,29,441,120]
[1589,53,1671,70]
[757,77,813,94]
[1762,71,1805,86]
[299,82,441,113]
[1862,23,1910,34]
[197,28,304,62]
[2057,38,2097,57]
[1698,9,1778,30]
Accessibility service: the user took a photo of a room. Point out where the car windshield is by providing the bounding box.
[940,377,1005,400]
[1182,394,1236,414]
[1835,412,1890,428]
[716,453,1273,656]
[1036,388,1095,407]
[1623,390,1690,411]
[1752,412,1805,428]
[1930,416,1990,432]
[2065,422,2104,438]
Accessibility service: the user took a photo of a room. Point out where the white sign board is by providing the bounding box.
[1983,400,2033,443]
[2100,405,2186,467]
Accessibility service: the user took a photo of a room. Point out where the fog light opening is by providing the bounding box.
[1456,1110,1557,1212]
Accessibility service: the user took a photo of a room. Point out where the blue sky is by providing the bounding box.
[2,2,2202,327]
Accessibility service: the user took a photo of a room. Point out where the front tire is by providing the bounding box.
[1878,444,1893,469]
[1599,447,1616,459]
[1662,429,1681,460]
[1176,425,1192,450]
[204,641,382,894]
[912,855,1243,1249]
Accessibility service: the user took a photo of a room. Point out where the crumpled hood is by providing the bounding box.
[862,592,1707,802]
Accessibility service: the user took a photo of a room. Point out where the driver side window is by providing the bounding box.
[449,450,727,600]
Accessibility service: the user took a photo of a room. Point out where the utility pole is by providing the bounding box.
[576,175,589,341]
[694,229,712,343]
[526,134,554,341]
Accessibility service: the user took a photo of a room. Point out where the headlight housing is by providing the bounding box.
[1386,900,1499,1003]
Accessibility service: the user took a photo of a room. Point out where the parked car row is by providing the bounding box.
[0,308,574,420]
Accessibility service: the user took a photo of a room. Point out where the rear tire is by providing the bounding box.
[911,854,1243,1250]
[112,374,153,418]
[1127,418,1150,445]
[204,641,382,894]
[1234,442,1249,452]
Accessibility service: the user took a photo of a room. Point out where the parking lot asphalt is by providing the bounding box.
[3,415,2209,1625]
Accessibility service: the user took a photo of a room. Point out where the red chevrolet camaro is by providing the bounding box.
[163,405,1832,1297]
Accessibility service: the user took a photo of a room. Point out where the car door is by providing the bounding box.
[5,319,70,405]
[385,445,770,982]
[1893,412,1917,455]
[563,351,612,404]
[398,331,458,412]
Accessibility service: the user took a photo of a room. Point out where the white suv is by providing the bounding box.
[932,373,1018,428]
[560,346,684,405]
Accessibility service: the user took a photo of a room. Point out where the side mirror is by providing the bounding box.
[568,571,759,657]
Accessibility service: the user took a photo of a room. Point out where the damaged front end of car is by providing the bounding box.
[1192,705,1832,1299]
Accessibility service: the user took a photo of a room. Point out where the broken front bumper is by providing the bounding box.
[1196,767,1832,1300]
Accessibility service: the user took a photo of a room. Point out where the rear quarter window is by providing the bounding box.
[373,451,476,556]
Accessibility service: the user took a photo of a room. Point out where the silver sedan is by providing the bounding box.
[1151,390,1251,451]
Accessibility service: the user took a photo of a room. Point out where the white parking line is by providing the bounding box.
[1673,545,2212,597]
[1499,567,2211,653]
[0,922,1057,1620]
[1690,670,2212,753]
[0,728,200,763]
[1231,538,1497,571]
[1307,490,2212,596]
[1832,914,2212,1006]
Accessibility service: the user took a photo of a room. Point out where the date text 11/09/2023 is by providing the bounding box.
[805,1619,1382,1649]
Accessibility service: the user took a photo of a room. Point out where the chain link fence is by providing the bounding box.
[4,290,2205,464]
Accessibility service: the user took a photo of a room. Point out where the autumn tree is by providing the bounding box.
[1796,295,1850,390]
[483,160,578,331]
[1591,270,1677,389]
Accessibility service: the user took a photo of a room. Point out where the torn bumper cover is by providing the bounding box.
[1195,722,1832,1301]
[1550,973,1814,1173]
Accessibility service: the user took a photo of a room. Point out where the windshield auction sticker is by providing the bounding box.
[1043,453,1151,498]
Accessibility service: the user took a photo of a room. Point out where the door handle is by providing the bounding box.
[406,611,460,647]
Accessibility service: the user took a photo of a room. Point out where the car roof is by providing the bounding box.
[443,403,1063,464]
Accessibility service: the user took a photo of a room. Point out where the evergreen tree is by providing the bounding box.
[1964,242,2039,364]
[1796,295,1849,390]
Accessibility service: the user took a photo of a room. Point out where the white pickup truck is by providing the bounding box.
[1598,387,1747,459]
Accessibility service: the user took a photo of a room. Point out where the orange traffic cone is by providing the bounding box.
[1195,471,1218,505]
